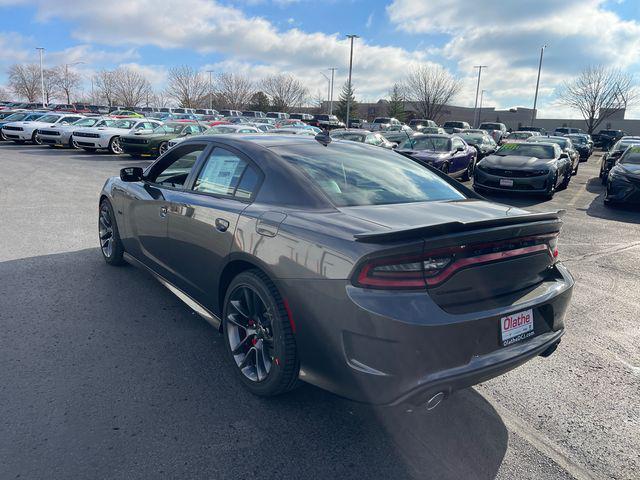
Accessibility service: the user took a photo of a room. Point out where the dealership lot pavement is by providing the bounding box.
[0,144,638,480]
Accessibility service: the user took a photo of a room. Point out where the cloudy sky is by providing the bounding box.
[0,0,639,117]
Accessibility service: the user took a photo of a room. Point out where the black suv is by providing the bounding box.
[593,129,625,150]
[309,114,344,130]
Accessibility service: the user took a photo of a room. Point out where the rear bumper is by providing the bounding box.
[280,263,574,405]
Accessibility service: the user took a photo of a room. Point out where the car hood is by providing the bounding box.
[618,164,640,176]
[481,154,555,169]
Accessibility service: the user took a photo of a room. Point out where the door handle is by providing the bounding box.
[215,218,230,232]
[159,205,167,218]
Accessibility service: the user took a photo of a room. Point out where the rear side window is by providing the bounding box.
[193,147,259,200]
[274,144,465,207]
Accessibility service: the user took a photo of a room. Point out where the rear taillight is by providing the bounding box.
[354,233,559,290]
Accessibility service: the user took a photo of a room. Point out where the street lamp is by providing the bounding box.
[206,70,214,110]
[328,67,337,115]
[479,89,486,124]
[531,45,547,126]
[473,65,487,127]
[36,47,45,107]
[320,72,331,113]
[345,34,359,129]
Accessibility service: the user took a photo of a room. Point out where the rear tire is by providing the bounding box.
[441,162,450,175]
[108,136,123,155]
[545,172,558,200]
[572,161,579,175]
[98,199,125,266]
[158,141,168,156]
[559,168,571,190]
[461,156,475,181]
[222,270,300,397]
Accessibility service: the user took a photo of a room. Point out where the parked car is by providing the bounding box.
[380,130,417,145]
[347,118,364,128]
[604,145,640,206]
[242,111,267,118]
[289,113,314,123]
[396,133,477,180]
[528,135,580,175]
[500,131,540,144]
[0,112,44,140]
[98,134,573,404]
[330,129,397,149]
[519,126,547,135]
[2,112,83,145]
[368,117,402,131]
[220,110,243,117]
[39,117,116,148]
[195,109,219,116]
[49,104,75,112]
[72,118,162,154]
[167,124,261,148]
[474,142,572,199]
[593,129,625,150]
[565,134,592,161]
[599,137,640,184]
[308,114,344,130]
[266,112,290,119]
[479,122,508,142]
[109,109,144,119]
[408,119,437,131]
[454,131,498,159]
[420,126,446,135]
[120,122,208,158]
[554,127,585,136]
[442,121,471,134]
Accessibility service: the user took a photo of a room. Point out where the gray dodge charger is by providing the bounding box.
[99,134,574,408]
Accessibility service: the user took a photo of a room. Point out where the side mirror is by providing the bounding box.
[559,153,568,159]
[456,146,465,152]
[120,167,144,182]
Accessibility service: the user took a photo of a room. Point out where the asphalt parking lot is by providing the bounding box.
[0,144,638,480]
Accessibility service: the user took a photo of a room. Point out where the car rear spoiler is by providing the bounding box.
[354,210,565,243]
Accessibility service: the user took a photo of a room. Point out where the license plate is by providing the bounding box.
[499,178,514,187]
[500,309,534,346]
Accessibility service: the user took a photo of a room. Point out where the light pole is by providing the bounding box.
[531,45,547,126]
[473,65,487,127]
[320,72,331,113]
[328,67,336,115]
[206,70,214,110]
[345,34,359,129]
[63,61,84,104]
[36,47,45,106]
[478,89,486,125]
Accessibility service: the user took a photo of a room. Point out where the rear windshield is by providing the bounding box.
[480,123,502,130]
[495,143,555,159]
[529,137,568,148]
[506,132,532,140]
[274,144,465,207]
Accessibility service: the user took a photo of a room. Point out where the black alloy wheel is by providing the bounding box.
[158,141,169,156]
[441,162,450,175]
[223,270,299,396]
[32,130,42,145]
[545,172,558,200]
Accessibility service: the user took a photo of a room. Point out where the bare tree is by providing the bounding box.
[215,72,255,110]
[112,67,152,107]
[386,83,406,122]
[311,89,325,114]
[165,65,209,108]
[151,90,170,108]
[261,74,308,112]
[0,86,8,101]
[8,64,41,101]
[404,65,461,122]
[42,68,58,104]
[93,70,118,106]
[558,65,637,134]
[51,65,82,104]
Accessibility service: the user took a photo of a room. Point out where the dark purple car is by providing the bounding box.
[397,134,477,181]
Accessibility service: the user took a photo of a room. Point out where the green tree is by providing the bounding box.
[249,91,270,112]
[335,82,359,123]
[386,83,406,122]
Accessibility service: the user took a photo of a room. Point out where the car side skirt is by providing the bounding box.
[123,252,222,330]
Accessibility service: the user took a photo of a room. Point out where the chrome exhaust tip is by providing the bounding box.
[425,391,446,411]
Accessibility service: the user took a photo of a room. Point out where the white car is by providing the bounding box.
[2,113,84,144]
[71,118,162,154]
[39,117,117,149]
[167,124,261,149]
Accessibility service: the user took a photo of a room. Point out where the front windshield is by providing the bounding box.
[620,146,640,164]
[275,143,466,207]
[73,118,99,127]
[96,119,116,127]
[457,133,484,143]
[4,113,28,121]
[113,120,136,129]
[153,124,185,135]
[613,140,637,152]
[400,135,450,152]
[568,136,586,144]
[507,132,531,140]
[495,143,555,159]
[37,115,60,123]
[25,114,44,121]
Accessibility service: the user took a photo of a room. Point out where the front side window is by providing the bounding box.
[275,144,466,207]
[620,146,640,164]
[113,120,136,129]
[38,115,60,123]
[148,144,206,187]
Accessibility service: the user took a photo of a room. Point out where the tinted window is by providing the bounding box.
[495,143,555,159]
[150,144,205,187]
[401,135,450,152]
[235,165,260,200]
[193,148,248,196]
[620,146,640,164]
[275,144,466,207]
